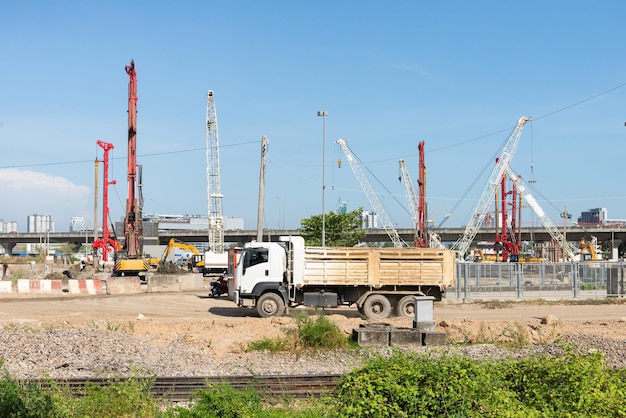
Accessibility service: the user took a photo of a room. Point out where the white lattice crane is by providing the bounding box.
[451,116,531,258]
[206,90,224,254]
[505,166,578,260]
[336,139,407,248]
[398,159,419,226]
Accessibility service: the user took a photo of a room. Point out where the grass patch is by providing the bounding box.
[245,314,350,354]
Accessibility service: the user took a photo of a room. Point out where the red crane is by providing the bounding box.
[415,141,427,248]
[92,140,121,261]
[114,59,148,276]
[124,59,140,258]
[494,160,520,262]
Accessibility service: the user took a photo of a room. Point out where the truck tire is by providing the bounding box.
[396,295,416,319]
[256,293,285,318]
[362,294,392,320]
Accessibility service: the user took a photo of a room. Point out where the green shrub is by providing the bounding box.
[246,337,290,352]
[173,383,263,418]
[71,376,159,417]
[290,314,348,350]
[330,349,626,417]
[246,314,349,353]
[0,362,61,418]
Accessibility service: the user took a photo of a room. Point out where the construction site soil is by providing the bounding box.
[1,275,626,379]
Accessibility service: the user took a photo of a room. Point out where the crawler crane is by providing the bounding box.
[337,139,407,248]
[204,90,227,275]
[452,116,531,259]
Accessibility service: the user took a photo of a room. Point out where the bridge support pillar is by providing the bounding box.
[0,241,16,256]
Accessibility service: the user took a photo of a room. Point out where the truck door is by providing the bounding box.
[238,247,271,292]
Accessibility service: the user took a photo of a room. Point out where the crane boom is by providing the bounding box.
[506,166,578,260]
[337,139,406,247]
[398,159,418,224]
[206,90,224,254]
[452,116,531,258]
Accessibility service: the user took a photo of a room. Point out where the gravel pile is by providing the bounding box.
[1,327,625,380]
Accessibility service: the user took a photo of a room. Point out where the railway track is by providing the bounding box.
[31,374,343,402]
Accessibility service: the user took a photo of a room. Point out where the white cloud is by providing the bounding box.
[0,169,91,231]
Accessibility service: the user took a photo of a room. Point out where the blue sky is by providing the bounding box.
[1,1,626,233]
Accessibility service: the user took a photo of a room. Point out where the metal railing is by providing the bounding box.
[451,261,626,300]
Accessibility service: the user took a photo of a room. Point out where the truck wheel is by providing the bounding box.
[362,294,392,320]
[397,295,416,319]
[256,293,285,318]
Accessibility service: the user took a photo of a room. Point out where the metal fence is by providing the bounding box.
[451,261,626,300]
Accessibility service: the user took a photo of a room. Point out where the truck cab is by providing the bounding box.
[231,241,287,317]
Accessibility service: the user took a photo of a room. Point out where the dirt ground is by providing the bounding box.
[1,290,625,353]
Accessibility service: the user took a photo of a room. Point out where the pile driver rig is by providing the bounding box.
[114,60,149,276]
[92,140,122,262]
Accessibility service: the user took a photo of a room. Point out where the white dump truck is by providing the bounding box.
[227,236,456,319]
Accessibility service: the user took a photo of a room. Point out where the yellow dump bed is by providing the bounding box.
[299,246,456,287]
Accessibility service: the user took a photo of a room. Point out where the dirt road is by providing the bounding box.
[1,292,626,354]
[1,292,624,323]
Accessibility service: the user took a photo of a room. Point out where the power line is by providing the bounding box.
[0,140,259,170]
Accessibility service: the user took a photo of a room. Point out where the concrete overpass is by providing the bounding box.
[1,226,623,255]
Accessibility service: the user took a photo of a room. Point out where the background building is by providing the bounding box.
[362,211,379,229]
[27,214,54,233]
[69,217,86,232]
[141,213,244,232]
[0,219,18,233]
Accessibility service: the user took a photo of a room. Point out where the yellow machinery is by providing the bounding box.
[159,238,205,272]
[579,238,599,261]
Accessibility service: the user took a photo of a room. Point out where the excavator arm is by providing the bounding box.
[159,239,203,271]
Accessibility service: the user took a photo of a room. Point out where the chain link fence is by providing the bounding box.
[450,261,626,300]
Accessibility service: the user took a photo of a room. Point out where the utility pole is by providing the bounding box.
[256,136,268,242]
[317,111,328,247]
[561,204,572,261]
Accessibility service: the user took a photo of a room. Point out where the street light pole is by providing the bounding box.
[317,111,328,247]
[560,204,572,261]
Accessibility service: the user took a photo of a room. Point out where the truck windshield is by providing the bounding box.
[243,248,269,269]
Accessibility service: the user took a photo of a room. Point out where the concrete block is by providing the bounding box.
[0,281,11,293]
[352,328,390,346]
[422,331,447,346]
[352,323,392,346]
[178,274,204,291]
[106,277,142,295]
[146,275,180,292]
[390,327,422,345]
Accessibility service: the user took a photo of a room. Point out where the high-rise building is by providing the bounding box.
[27,214,54,233]
[577,208,608,226]
[362,211,379,229]
[0,219,18,233]
[70,217,86,232]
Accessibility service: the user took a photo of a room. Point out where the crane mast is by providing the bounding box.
[416,141,427,248]
[399,152,427,247]
[337,139,406,248]
[452,116,531,258]
[123,60,141,258]
[206,90,224,254]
